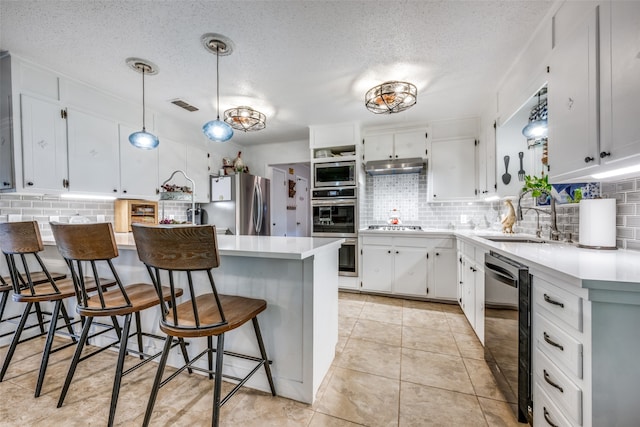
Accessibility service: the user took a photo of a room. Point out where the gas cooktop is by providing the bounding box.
[367,225,423,231]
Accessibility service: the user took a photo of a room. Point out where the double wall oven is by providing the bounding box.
[311,186,358,277]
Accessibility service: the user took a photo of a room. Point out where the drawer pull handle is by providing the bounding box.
[543,369,564,393]
[543,407,559,427]
[544,293,564,308]
[543,332,564,351]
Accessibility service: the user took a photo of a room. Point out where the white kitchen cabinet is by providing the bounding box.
[361,242,394,293]
[363,129,429,162]
[429,138,477,200]
[456,239,486,343]
[185,144,211,203]
[309,123,359,149]
[67,107,119,194]
[477,122,497,197]
[360,234,455,299]
[599,1,640,167]
[119,124,158,198]
[432,247,458,301]
[548,3,600,181]
[392,246,429,296]
[0,55,14,192]
[20,94,67,192]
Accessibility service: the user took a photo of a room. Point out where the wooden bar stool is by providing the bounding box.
[50,221,189,427]
[132,224,276,427]
[0,221,97,397]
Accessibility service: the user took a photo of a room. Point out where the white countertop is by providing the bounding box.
[45,233,345,261]
[359,226,640,287]
[455,231,640,287]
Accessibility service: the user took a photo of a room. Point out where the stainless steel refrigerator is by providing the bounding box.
[202,173,271,235]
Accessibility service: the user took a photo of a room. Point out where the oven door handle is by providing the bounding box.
[485,263,518,288]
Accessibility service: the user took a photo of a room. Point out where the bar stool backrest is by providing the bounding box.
[131,224,227,331]
[0,221,59,295]
[50,222,130,312]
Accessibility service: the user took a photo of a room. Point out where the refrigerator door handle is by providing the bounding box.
[254,182,263,234]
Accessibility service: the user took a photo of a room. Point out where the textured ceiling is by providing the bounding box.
[0,0,554,146]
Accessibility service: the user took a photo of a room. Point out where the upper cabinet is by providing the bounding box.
[429,138,477,200]
[0,54,15,192]
[547,3,600,181]
[185,144,211,203]
[20,94,68,192]
[66,107,120,194]
[309,123,359,149]
[548,1,640,181]
[599,1,640,167]
[363,129,429,162]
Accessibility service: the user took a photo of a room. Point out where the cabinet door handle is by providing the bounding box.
[600,151,611,158]
[543,407,559,427]
[27,181,34,186]
[543,293,564,308]
[584,156,595,163]
[395,250,399,254]
[388,250,391,254]
[113,189,117,192]
[543,332,564,351]
[435,252,440,256]
[543,369,564,393]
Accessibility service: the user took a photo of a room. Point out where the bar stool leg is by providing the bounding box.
[134,311,144,360]
[108,313,132,427]
[58,317,93,407]
[178,338,192,374]
[34,302,46,335]
[207,336,214,380]
[0,302,33,382]
[34,300,62,397]
[142,333,173,427]
[59,302,77,343]
[212,333,224,427]
[252,317,276,396]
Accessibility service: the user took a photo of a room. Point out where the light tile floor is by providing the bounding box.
[0,293,527,426]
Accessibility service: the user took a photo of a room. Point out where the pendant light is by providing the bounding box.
[126,58,159,149]
[202,34,234,142]
[365,81,417,114]
[522,88,548,141]
[224,106,266,132]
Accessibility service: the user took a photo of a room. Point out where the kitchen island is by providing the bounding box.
[39,233,344,404]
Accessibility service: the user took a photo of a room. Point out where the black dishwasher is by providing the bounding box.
[484,251,532,425]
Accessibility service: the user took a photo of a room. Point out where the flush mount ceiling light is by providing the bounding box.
[126,58,159,150]
[201,33,234,142]
[365,81,417,114]
[224,106,266,132]
[522,87,548,142]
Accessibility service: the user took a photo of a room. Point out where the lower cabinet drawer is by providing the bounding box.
[534,384,576,427]
[535,313,583,379]
[533,276,583,332]
[534,350,582,425]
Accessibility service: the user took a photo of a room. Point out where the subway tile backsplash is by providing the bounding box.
[361,174,640,250]
[0,194,190,240]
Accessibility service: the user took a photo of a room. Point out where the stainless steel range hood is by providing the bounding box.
[365,158,426,175]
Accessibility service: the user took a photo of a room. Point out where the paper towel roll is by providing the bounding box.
[579,199,617,249]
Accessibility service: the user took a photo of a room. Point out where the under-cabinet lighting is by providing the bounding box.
[591,163,640,179]
[483,195,500,202]
[60,194,117,201]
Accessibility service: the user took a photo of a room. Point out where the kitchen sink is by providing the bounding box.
[481,236,548,243]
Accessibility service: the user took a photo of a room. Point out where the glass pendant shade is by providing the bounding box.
[129,130,159,149]
[522,119,548,139]
[365,81,417,114]
[126,58,159,149]
[224,106,266,132]
[203,119,234,142]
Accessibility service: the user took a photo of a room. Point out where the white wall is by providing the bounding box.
[243,139,310,178]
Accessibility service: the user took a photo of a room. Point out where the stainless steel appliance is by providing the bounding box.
[313,161,356,188]
[311,198,357,237]
[312,187,358,277]
[202,173,270,235]
[484,251,532,425]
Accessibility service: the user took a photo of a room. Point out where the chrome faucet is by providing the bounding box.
[517,189,560,240]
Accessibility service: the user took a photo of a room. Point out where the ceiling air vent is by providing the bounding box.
[170,99,199,112]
